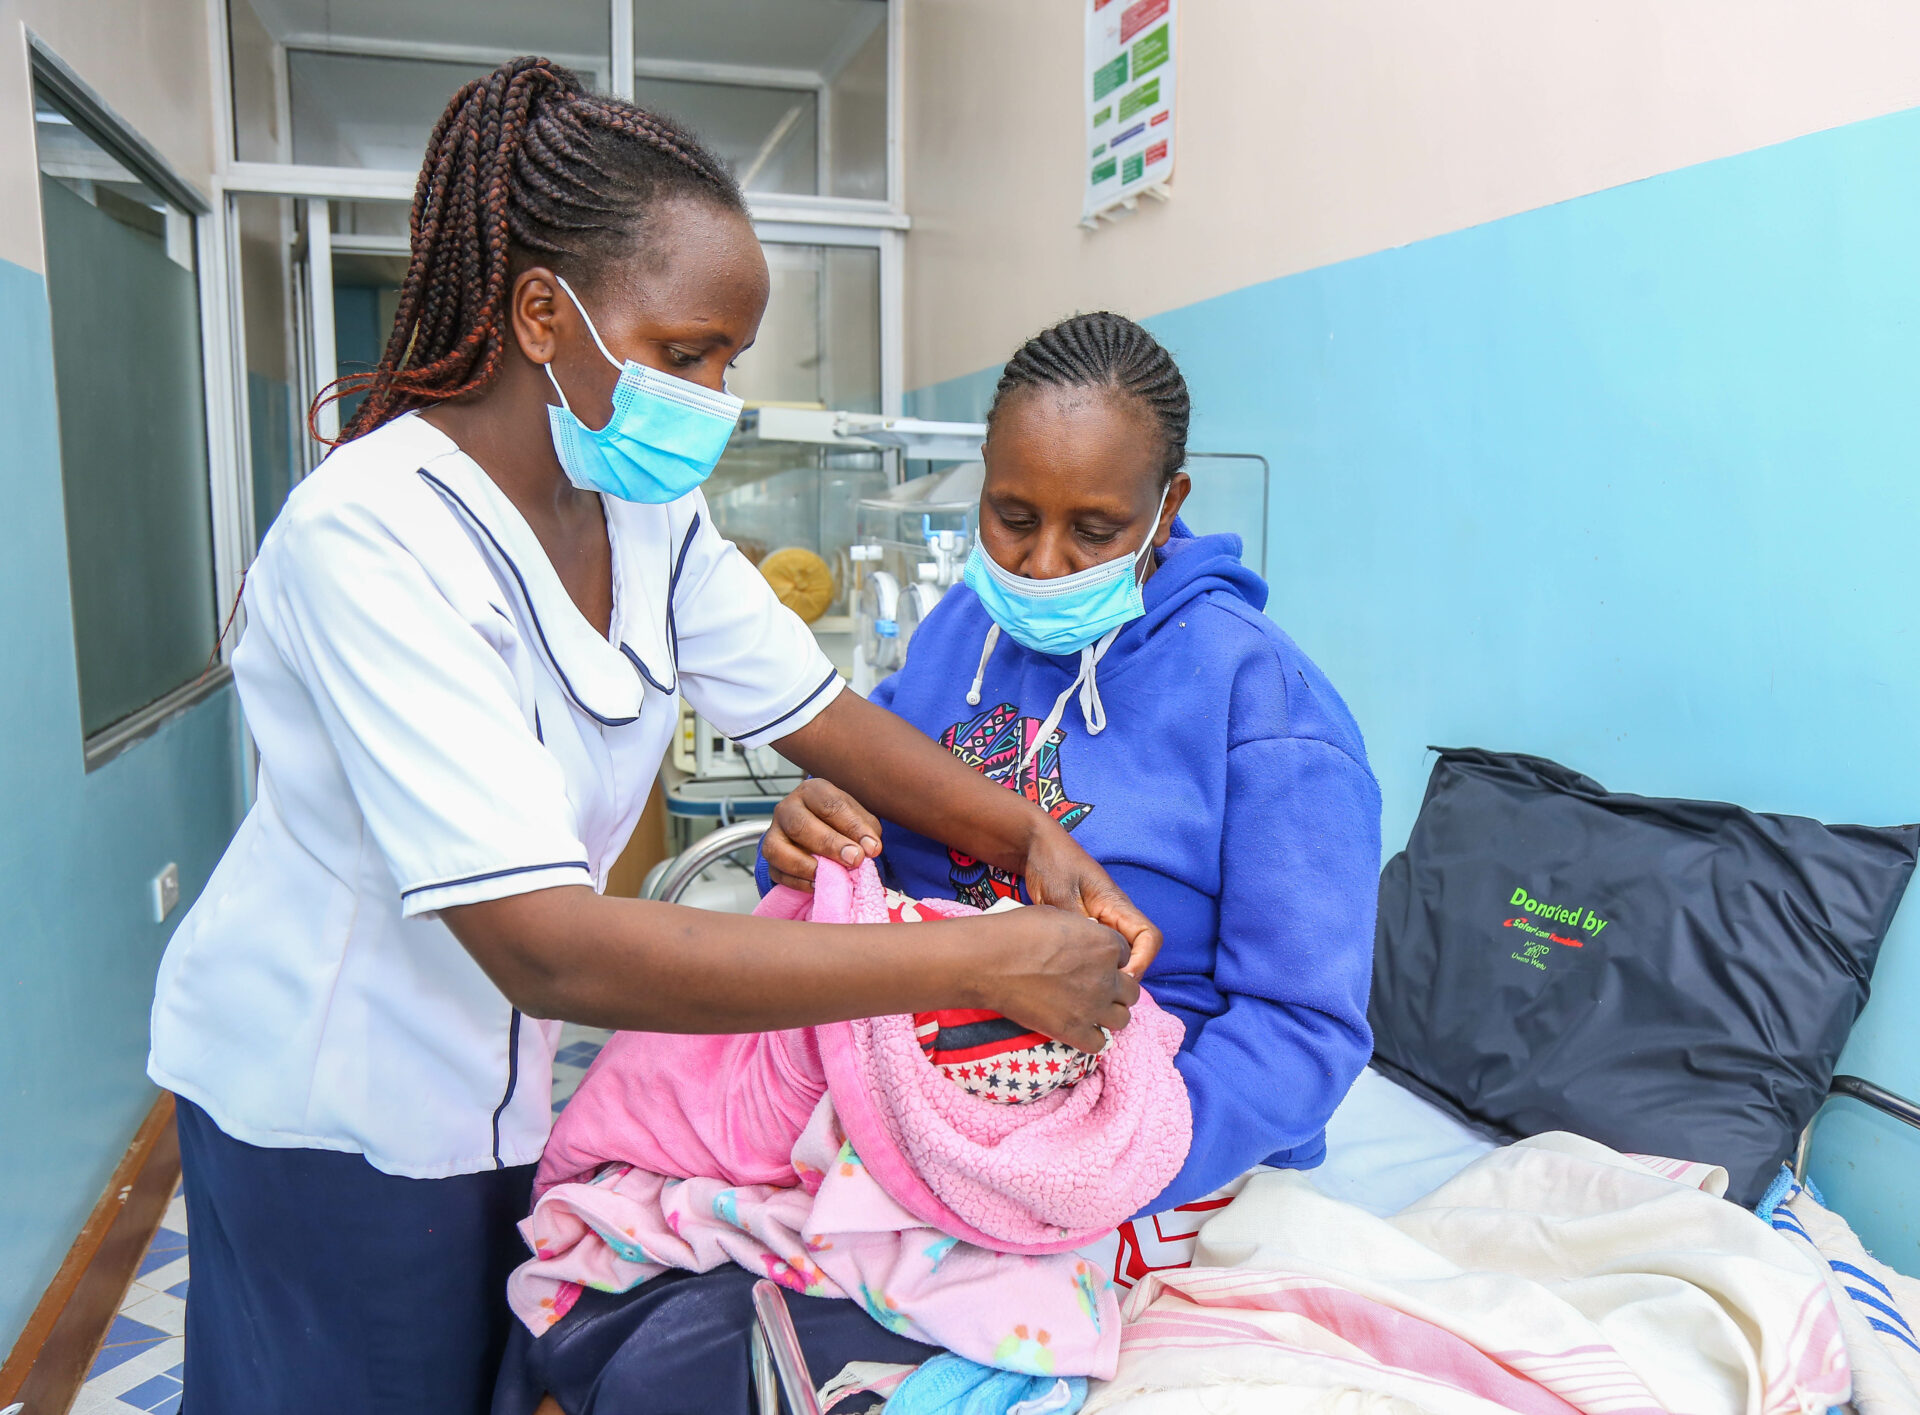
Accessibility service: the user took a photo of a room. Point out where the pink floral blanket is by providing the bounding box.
[507,858,1192,1378]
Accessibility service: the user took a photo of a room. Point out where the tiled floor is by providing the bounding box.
[551,1023,612,1114]
[72,1024,612,1411]
[69,1187,187,1415]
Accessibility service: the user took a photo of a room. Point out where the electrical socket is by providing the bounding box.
[152,862,180,923]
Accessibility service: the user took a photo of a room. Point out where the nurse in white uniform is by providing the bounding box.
[146,59,1155,1415]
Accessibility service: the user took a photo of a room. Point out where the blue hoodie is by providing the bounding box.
[865,520,1381,1212]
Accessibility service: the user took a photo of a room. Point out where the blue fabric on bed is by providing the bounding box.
[884,1351,1085,1414]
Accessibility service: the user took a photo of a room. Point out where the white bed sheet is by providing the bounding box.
[1305,1066,1499,1216]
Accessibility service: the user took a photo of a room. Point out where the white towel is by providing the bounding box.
[1086,1133,1848,1415]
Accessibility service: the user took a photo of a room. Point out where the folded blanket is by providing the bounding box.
[1085,1133,1849,1415]
[511,857,1192,1377]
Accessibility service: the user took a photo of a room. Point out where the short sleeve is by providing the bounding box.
[670,500,844,748]
[253,500,594,917]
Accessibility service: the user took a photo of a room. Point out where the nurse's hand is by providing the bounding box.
[764,779,881,891]
[763,780,1162,980]
[980,907,1140,1055]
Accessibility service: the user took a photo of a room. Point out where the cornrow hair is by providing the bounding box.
[987,312,1191,480]
[314,56,745,445]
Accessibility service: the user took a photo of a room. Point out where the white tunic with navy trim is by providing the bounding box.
[148,413,842,1178]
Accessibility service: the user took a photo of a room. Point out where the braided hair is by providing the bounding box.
[987,312,1191,481]
[315,57,745,444]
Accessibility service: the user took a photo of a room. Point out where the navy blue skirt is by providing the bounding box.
[175,1097,536,1415]
[493,1266,944,1415]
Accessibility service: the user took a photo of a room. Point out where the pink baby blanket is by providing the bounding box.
[511,858,1192,1376]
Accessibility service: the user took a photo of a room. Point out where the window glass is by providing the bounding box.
[289,52,497,169]
[825,16,888,201]
[727,241,880,413]
[229,0,612,168]
[233,193,304,545]
[227,0,284,161]
[632,78,819,197]
[631,0,889,200]
[34,89,217,742]
[234,196,412,545]
[331,245,409,435]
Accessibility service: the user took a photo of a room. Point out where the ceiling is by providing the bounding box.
[246,0,887,78]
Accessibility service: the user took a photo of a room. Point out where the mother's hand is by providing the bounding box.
[763,778,882,891]
[1022,822,1163,980]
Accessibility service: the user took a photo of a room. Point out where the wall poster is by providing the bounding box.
[1083,0,1176,226]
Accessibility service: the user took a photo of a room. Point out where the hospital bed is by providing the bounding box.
[734,1064,1920,1413]
[644,830,1920,1412]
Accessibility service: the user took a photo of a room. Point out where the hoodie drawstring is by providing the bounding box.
[966,623,1000,706]
[1018,625,1121,774]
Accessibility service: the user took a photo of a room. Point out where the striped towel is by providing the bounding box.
[1757,1167,1920,1414]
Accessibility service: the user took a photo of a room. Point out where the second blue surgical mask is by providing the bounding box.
[963,483,1170,656]
[544,275,744,504]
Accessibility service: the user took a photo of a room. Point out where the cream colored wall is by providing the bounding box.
[0,0,217,274]
[901,0,1920,390]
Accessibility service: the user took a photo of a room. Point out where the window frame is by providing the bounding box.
[209,0,908,457]
[28,36,243,771]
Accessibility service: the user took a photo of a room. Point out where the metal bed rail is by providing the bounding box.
[1828,1074,1920,1131]
[751,1279,824,1415]
[642,819,771,905]
[1794,1073,1920,1180]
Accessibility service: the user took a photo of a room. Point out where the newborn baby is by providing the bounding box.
[886,889,1099,1104]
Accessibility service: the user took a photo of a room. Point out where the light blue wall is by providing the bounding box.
[912,106,1920,1269]
[0,255,245,1354]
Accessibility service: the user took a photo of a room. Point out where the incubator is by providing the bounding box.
[660,415,1272,858]
[701,433,889,625]
[662,409,989,850]
[848,461,981,695]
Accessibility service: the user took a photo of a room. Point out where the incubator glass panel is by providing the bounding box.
[228,0,613,167]
[703,238,885,623]
[34,87,217,743]
[850,463,980,693]
[1179,454,1270,576]
[629,0,890,200]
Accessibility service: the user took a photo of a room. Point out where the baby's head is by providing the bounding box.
[890,889,1098,1104]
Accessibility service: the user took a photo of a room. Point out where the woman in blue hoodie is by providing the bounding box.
[499,315,1381,1414]
[766,312,1383,1224]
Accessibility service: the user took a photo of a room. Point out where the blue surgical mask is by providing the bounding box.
[962,484,1169,656]
[543,275,744,504]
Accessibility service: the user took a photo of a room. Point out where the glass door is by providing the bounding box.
[228,192,411,544]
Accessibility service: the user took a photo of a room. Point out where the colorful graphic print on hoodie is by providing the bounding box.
[938,701,1095,909]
